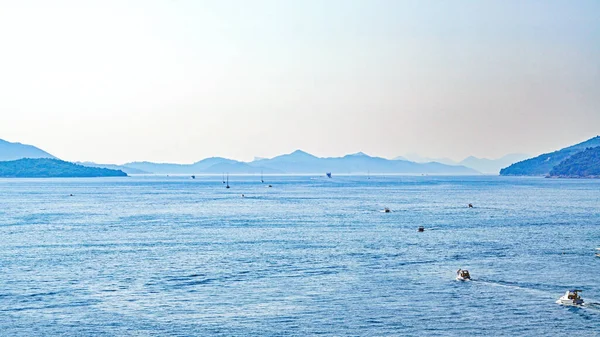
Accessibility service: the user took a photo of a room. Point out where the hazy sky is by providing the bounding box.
[0,0,598,164]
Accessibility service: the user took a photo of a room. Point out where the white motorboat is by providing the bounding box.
[456,269,471,281]
[596,248,600,257]
[557,289,584,306]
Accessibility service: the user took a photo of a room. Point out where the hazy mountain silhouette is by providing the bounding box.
[247,150,477,174]
[125,157,281,174]
[458,153,530,174]
[501,136,600,176]
[394,152,530,174]
[123,150,478,174]
[0,138,56,161]
[77,162,149,175]
[399,153,457,166]
[246,150,321,173]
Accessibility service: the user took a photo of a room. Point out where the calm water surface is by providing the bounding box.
[0,175,599,336]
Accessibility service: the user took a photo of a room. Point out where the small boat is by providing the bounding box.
[222,172,225,184]
[557,290,584,306]
[383,207,391,213]
[261,170,264,183]
[468,203,473,208]
[326,172,332,178]
[456,269,471,281]
[418,226,424,232]
[226,173,230,189]
[191,175,195,179]
[268,184,272,188]
[596,248,600,257]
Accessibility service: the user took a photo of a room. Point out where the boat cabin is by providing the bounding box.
[566,290,582,300]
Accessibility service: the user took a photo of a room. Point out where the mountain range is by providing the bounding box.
[124,150,479,175]
[10,136,598,177]
[500,136,600,177]
[0,138,485,175]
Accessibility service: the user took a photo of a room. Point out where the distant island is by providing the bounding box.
[0,158,127,178]
[500,136,600,178]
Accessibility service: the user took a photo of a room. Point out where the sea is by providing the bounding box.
[0,175,599,336]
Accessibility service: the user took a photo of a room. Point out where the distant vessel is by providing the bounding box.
[226,173,230,189]
[261,170,264,183]
[456,269,471,281]
[418,226,424,232]
[468,203,473,208]
[596,248,600,257]
[191,175,195,179]
[222,172,225,184]
[557,290,584,306]
[326,172,332,178]
[367,170,370,179]
[383,207,391,213]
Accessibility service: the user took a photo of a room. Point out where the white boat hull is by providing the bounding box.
[557,297,584,306]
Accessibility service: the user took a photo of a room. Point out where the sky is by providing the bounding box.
[0,0,598,164]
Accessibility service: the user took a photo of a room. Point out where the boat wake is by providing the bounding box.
[474,279,600,312]
[472,279,548,295]
[582,302,600,311]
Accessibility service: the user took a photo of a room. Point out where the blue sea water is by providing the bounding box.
[0,175,599,336]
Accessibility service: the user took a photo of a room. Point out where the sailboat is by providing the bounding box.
[222,172,225,184]
[226,173,230,189]
[261,170,264,183]
[367,170,370,179]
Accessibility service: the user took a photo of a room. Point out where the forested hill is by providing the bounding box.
[549,147,600,178]
[500,136,600,176]
[0,158,127,178]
